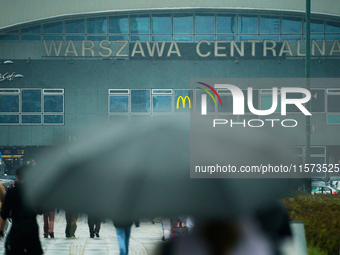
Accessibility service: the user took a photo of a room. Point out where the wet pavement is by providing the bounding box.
[0,211,163,255]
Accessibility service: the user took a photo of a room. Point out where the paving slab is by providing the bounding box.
[0,211,163,255]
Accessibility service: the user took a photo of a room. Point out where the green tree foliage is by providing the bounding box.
[282,194,340,255]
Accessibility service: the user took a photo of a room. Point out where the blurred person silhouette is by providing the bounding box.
[0,182,8,234]
[154,203,291,255]
[43,209,55,238]
[65,211,78,238]
[88,214,101,238]
[113,220,133,255]
[0,165,43,255]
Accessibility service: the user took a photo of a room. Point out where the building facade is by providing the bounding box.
[0,0,340,176]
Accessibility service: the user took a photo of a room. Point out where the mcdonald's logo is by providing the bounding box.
[176,96,191,109]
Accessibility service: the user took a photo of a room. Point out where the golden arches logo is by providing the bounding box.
[176,96,191,109]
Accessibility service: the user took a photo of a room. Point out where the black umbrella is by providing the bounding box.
[24,116,299,221]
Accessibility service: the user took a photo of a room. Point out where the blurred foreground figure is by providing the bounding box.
[114,220,133,255]
[43,209,55,238]
[65,211,78,238]
[88,214,101,238]
[0,166,43,255]
[155,203,291,255]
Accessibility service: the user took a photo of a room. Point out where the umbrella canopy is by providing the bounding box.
[24,116,299,221]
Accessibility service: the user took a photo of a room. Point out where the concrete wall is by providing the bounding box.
[0,57,339,146]
[1,0,340,30]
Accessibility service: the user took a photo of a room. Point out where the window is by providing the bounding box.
[0,88,64,125]
[65,19,85,33]
[260,16,280,34]
[109,89,129,113]
[152,14,171,34]
[239,16,258,34]
[260,89,281,113]
[174,14,193,35]
[174,90,192,113]
[0,89,20,124]
[131,90,151,113]
[195,14,214,34]
[43,22,63,34]
[327,89,340,113]
[152,89,172,113]
[87,17,107,34]
[109,16,129,34]
[130,15,150,34]
[216,15,236,34]
[282,17,302,34]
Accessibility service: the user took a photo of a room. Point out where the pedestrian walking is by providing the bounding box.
[65,211,78,238]
[114,220,133,255]
[43,209,55,238]
[0,166,43,255]
[88,214,101,238]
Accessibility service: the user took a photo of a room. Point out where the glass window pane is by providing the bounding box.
[131,90,150,113]
[21,35,41,41]
[109,16,129,34]
[152,14,171,34]
[153,95,172,112]
[130,15,150,34]
[239,35,258,41]
[311,89,325,113]
[304,19,324,33]
[44,115,63,124]
[87,35,107,41]
[0,115,19,124]
[0,35,19,41]
[43,22,63,33]
[173,35,193,42]
[22,89,41,113]
[260,16,280,34]
[307,34,325,41]
[109,35,129,41]
[217,35,236,41]
[109,89,129,94]
[218,95,233,113]
[196,90,215,113]
[310,147,325,155]
[327,114,340,124]
[174,14,193,34]
[260,35,280,41]
[65,19,85,33]
[285,93,304,112]
[152,35,171,42]
[65,35,85,41]
[44,95,63,112]
[109,95,129,113]
[22,25,41,34]
[131,35,150,42]
[195,14,214,34]
[326,21,340,33]
[216,15,236,34]
[239,16,258,34]
[326,34,340,41]
[261,95,280,113]
[281,35,302,41]
[153,89,172,94]
[327,95,340,112]
[282,17,302,34]
[195,36,214,42]
[22,115,41,124]
[0,95,19,112]
[43,35,63,41]
[87,17,107,34]
[174,90,192,113]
